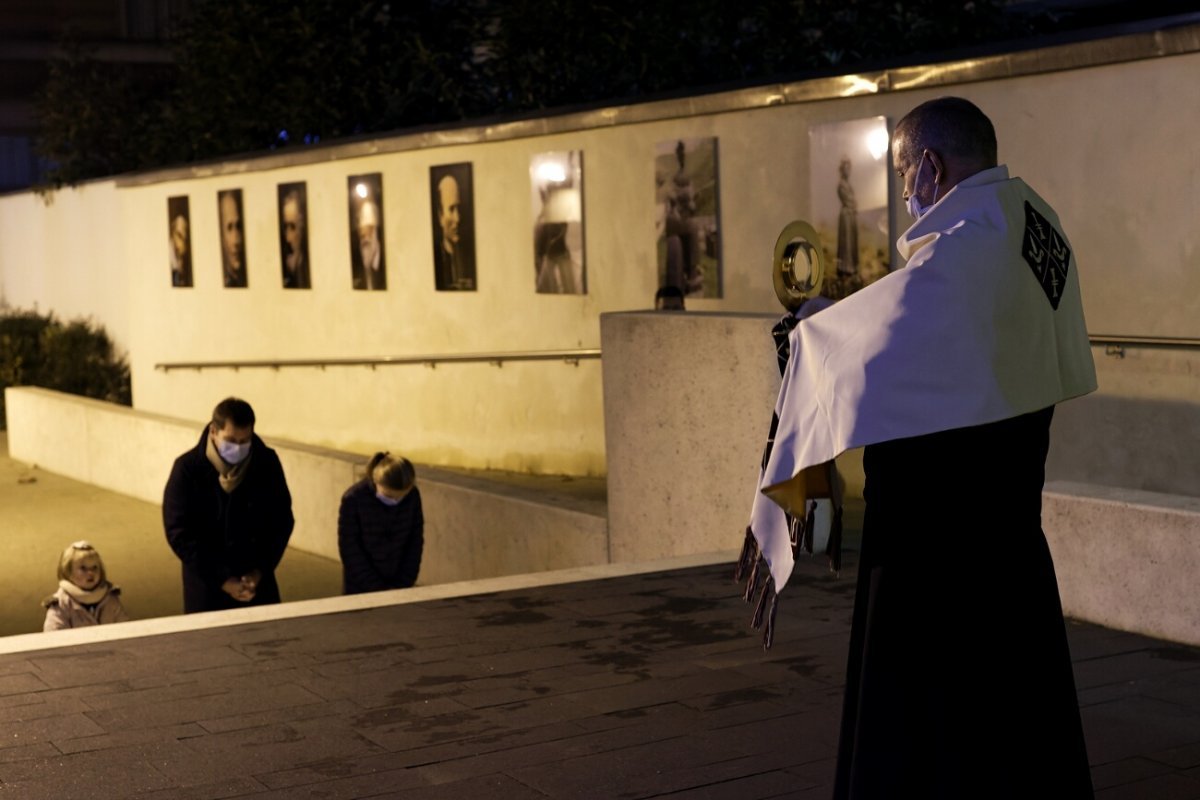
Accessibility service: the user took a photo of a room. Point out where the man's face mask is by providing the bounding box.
[217,439,250,465]
[905,151,939,220]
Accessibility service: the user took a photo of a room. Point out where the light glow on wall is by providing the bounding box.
[866,125,890,161]
[536,161,568,183]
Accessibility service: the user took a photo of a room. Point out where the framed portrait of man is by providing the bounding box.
[655,137,721,299]
[278,182,310,289]
[808,116,892,300]
[167,195,192,288]
[429,162,476,291]
[347,174,386,290]
[217,189,247,288]
[530,151,585,294]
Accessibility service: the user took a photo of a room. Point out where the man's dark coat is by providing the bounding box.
[163,428,294,613]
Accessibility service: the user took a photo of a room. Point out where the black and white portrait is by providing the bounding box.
[167,195,192,288]
[654,137,721,299]
[530,151,585,294]
[217,189,247,288]
[430,163,476,291]
[278,182,310,289]
[348,174,386,290]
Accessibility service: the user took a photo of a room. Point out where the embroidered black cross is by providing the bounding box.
[1021,201,1070,310]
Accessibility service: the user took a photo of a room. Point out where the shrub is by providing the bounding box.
[0,309,130,427]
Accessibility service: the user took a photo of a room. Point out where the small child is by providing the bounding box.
[42,541,130,631]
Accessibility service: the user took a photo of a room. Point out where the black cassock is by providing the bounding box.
[834,406,1094,799]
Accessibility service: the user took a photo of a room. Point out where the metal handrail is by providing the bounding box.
[152,336,1200,371]
[154,348,601,372]
[1089,335,1200,348]
[1089,335,1200,358]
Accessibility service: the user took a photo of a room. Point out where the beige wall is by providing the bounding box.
[4,387,607,583]
[0,181,129,346]
[121,144,614,474]
[1,36,1198,480]
[1048,347,1200,497]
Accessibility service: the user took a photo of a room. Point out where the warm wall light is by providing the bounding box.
[866,125,889,161]
[536,161,567,183]
[839,75,881,97]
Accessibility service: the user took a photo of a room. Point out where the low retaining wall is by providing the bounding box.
[1044,481,1200,646]
[4,387,608,584]
[9,386,1198,647]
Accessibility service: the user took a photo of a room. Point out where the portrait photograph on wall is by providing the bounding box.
[808,116,891,300]
[347,173,386,290]
[529,150,585,295]
[654,137,721,299]
[167,195,192,288]
[216,189,247,287]
[277,182,310,289]
[429,162,476,291]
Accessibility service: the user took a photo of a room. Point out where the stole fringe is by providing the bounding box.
[763,591,778,650]
[734,526,757,584]
[750,576,778,651]
[732,501,845,652]
[733,527,780,650]
[751,576,771,629]
[742,557,761,604]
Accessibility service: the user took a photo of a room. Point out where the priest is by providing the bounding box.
[748,97,1097,798]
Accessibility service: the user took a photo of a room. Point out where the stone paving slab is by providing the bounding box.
[0,559,1196,799]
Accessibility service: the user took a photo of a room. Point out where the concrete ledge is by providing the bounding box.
[4,387,608,586]
[600,311,865,564]
[1044,480,1200,646]
[0,549,738,655]
[601,311,779,563]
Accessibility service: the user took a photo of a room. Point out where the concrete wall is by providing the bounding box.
[601,310,864,563]
[1,31,1198,485]
[601,311,777,562]
[120,148,611,476]
[1045,482,1200,646]
[4,387,607,584]
[0,181,129,346]
[1047,347,1200,497]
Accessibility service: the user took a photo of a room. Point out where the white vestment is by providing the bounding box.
[750,166,1097,592]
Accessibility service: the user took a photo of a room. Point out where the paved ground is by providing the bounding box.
[1,559,1198,798]
[1,439,1199,798]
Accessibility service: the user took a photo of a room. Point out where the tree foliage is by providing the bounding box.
[36,0,1042,185]
[163,0,489,158]
[0,310,130,426]
[35,41,177,182]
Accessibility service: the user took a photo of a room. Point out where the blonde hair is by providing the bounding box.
[57,541,107,584]
[366,451,416,493]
